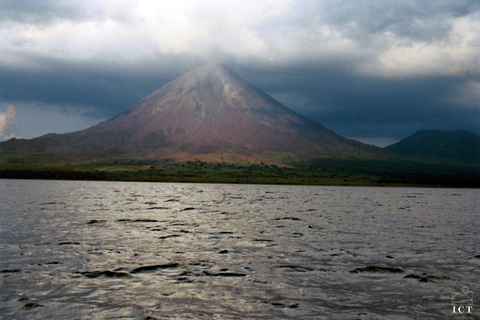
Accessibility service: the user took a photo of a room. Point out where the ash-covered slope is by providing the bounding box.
[0,64,378,163]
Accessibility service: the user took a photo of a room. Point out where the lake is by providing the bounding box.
[0,180,478,319]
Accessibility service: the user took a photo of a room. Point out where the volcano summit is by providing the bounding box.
[1,64,377,164]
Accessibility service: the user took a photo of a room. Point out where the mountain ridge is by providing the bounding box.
[0,64,380,164]
[385,129,480,164]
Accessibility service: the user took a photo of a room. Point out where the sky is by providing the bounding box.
[0,0,479,147]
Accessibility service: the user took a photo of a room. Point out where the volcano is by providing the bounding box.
[1,64,378,164]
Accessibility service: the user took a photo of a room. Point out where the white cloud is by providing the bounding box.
[1,1,478,78]
[0,104,16,141]
[357,14,480,77]
[0,0,292,67]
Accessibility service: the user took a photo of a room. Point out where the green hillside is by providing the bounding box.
[385,130,480,164]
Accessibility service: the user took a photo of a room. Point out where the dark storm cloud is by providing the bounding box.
[234,60,479,141]
[0,53,202,118]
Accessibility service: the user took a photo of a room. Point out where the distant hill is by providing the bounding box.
[0,64,380,165]
[385,130,480,164]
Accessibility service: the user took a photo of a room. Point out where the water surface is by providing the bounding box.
[0,180,478,319]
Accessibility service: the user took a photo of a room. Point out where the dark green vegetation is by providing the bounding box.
[1,129,479,187]
[385,130,480,164]
[2,157,479,188]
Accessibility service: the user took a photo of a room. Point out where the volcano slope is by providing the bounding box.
[1,64,381,166]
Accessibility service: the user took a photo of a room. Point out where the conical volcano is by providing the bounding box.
[1,64,377,164]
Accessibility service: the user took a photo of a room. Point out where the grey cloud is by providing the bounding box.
[0,0,94,25]
[304,0,478,44]
[233,61,479,140]
[0,53,203,117]
[0,0,137,27]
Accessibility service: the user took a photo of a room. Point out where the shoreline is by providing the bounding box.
[2,158,479,188]
[1,168,478,189]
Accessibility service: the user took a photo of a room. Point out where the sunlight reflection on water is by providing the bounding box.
[0,180,478,319]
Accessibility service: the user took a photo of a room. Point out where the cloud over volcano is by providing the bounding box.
[1,1,479,145]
